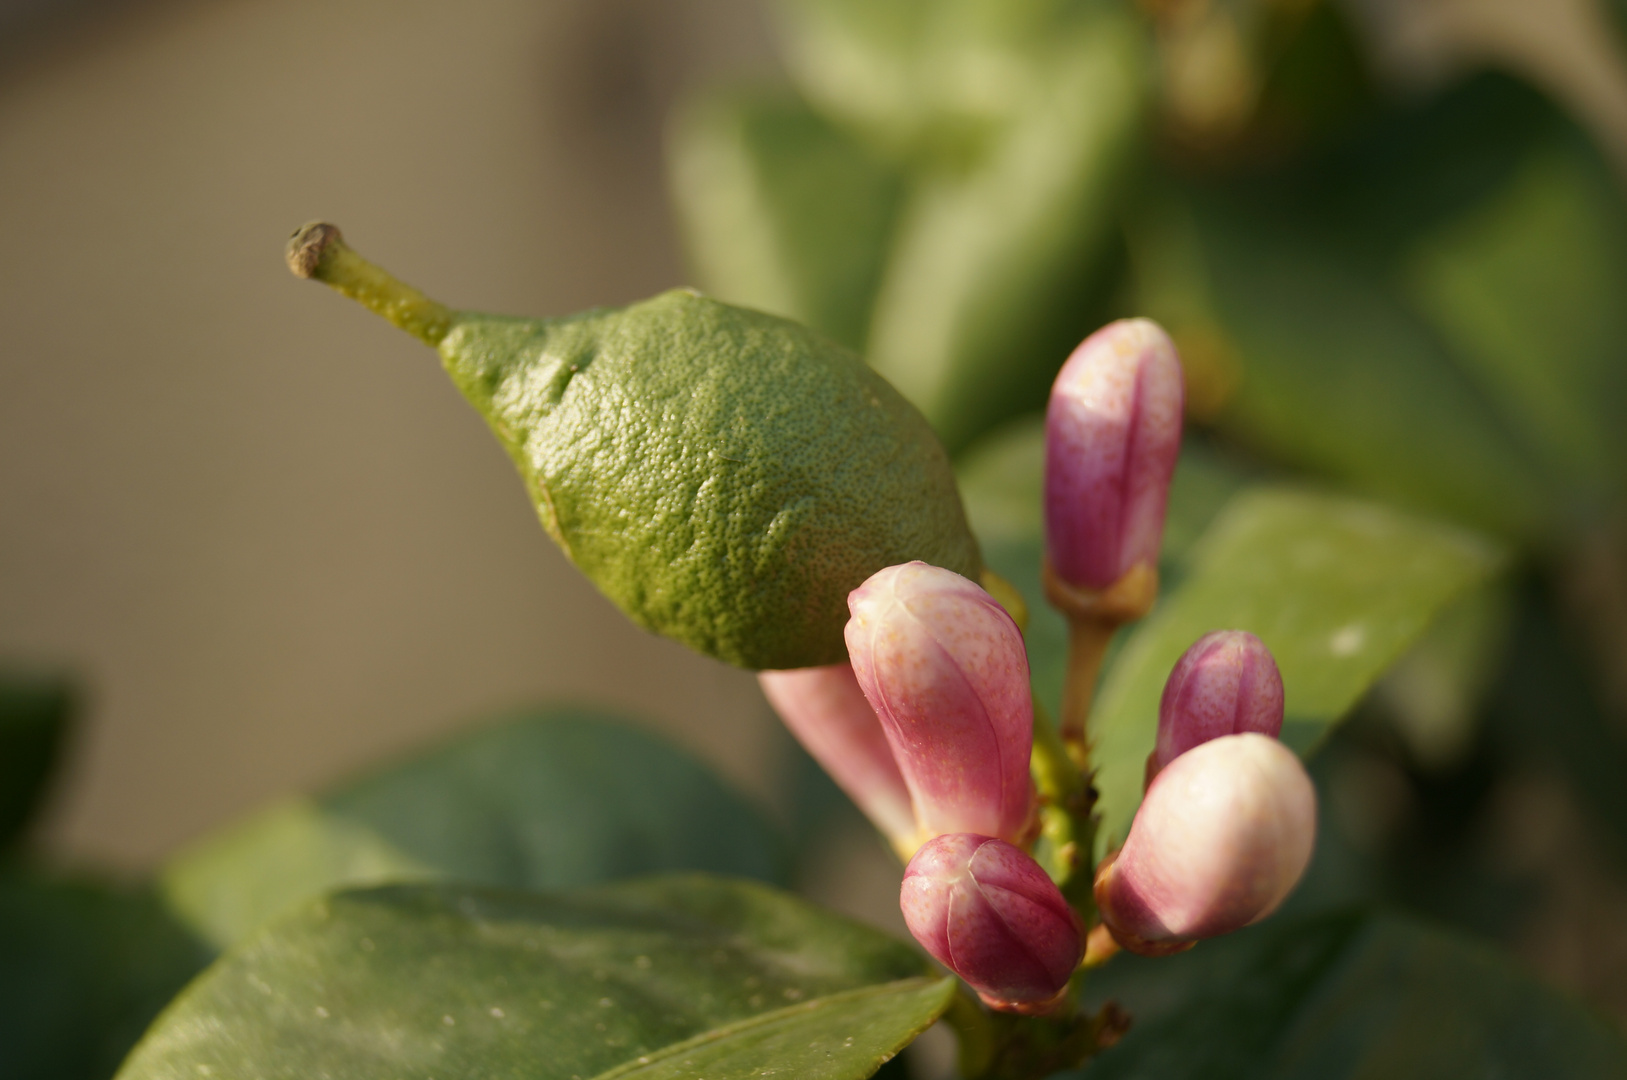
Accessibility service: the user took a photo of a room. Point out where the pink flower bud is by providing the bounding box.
[1096,733,1315,956]
[1150,630,1284,782]
[758,664,918,852]
[901,834,1082,1012]
[845,562,1034,844]
[1045,319,1185,591]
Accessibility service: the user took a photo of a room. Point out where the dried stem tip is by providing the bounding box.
[286,221,344,279]
[282,220,453,346]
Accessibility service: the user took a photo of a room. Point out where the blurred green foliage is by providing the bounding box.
[671,1,1627,547]
[1075,907,1627,1078]
[0,867,211,1080]
[669,0,1627,1067]
[160,708,788,949]
[0,674,212,1080]
[0,673,71,849]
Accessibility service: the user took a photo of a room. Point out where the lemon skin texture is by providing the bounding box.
[438,289,981,670]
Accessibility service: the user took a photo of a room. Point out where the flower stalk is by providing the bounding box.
[1043,319,1184,771]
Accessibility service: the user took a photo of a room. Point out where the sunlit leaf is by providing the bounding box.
[1090,488,1506,855]
[120,876,953,1080]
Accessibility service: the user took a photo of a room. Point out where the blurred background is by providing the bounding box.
[0,0,792,871]
[4,0,1627,1067]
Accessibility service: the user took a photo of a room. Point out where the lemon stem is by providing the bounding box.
[285,221,453,346]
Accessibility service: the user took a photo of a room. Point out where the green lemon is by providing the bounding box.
[286,223,980,669]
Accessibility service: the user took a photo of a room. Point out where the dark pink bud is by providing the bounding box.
[845,562,1034,844]
[901,834,1082,1012]
[1045,319,1185,591]
[1096,734,1315,956]
[1150,630,1284,781]
[759,665,918,854]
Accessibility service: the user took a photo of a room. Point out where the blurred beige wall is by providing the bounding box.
[0,0,788,871]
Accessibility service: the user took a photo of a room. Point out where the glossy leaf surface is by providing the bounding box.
[1090,488,1505,854]
[120,876,954,1080]
[1074,910,1627,1078]
[162,709,785,948]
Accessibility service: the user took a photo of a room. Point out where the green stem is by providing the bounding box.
[1057,615,1115,771]
[285,221,453,346]
[945,986,999,1079]
[1030,699,1093,904]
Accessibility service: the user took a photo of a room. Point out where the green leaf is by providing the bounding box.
[1074,910,1627,1078]
[864,13,1148,452]
[119,876,954,1080]
[774,0,1116,155]
[161,709,787,949]
[1089,488,1507,855]
[1403,129,1627,504]
[1486,592,1627,870]
[954,417,1067,715]
[1370,580,1514,770]
[668,87,904,353]
[0,673,72,848]
[1149,190,1552,542]
[1133,73,1627,544]
[0,865,211,1080]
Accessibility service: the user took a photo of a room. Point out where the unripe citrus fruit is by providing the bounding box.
[287,223,980,669]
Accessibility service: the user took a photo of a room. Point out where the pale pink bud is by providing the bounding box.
[1150,631,1284,781]
[758,664,918,851]
[1045,319,1185,591]
[845,562,1034,844]
[1096,733,1315,956]
[901,834,1082,1012]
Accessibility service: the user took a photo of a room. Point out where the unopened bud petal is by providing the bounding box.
[1151,630,1284,781]
[901,834,1082,1012]
[1045,319,1185,592]
[845,563,1034,843]
[760,665,918,853]
[1096,733,1315,956]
